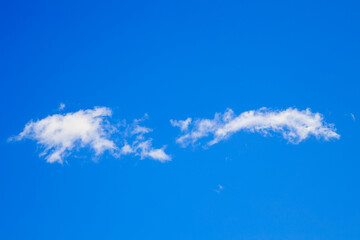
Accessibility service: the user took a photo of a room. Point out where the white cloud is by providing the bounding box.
[120,119,171,162]
[11,107,116,163]
[131,125,152,136]
[351,113,355,121]
[171,107,340,147]
[59,103,65,110]
[11,107,171,164]
[120,142,135,155]
[122,140,170,162]
[170,118,192,131]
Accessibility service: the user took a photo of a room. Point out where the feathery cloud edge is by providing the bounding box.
[171,107,340,147]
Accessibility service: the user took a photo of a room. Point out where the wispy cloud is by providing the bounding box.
[170,118,192,131]
[121,140,170,163]
[119,116,171,162]
[10,107,170,164]
[59,103,66,111]
[350,113,356,121]
[171,107,340,147]
[215,184,224,194]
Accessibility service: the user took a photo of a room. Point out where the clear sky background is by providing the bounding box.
[1,0,360,239]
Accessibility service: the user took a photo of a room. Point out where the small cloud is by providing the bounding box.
[131,125,152,136]
[121,119,171,162]
[351,113,356,121]
[120,142,135,155]
[59,103,65,111]
[135,140,171,162]
[10,107,116,164]
[215,184,224,194]
[170,118,192,131]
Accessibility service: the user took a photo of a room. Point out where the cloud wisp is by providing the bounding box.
[120,116,171,163]
[171,107,340,147]
[59,103,66,111]
[350,113,356,121]
[10,107,170,164]
[215,184,224,194]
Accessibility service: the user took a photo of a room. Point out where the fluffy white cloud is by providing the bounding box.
[11,107,116,163]
[171,107,340,147]
[11,107,171,163]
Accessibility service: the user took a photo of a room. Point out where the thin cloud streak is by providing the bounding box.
[350,113,355,121]
[171,107,340,147]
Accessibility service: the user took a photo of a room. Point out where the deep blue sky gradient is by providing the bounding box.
[1,0,360,239]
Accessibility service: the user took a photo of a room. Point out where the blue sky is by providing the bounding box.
[1,0,360,239]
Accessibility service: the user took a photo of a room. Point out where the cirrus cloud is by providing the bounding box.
[171,107,340,147]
